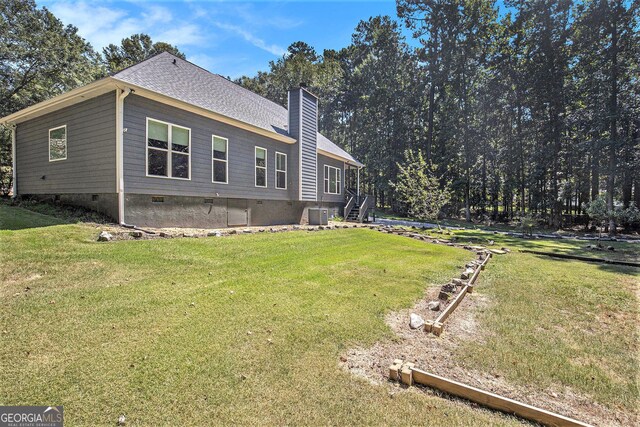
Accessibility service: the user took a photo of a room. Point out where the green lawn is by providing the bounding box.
[427,227,640,263]
[2,204,638,425]
[458,248,639,414]
[419,226,640,417]
[0,205,519,426]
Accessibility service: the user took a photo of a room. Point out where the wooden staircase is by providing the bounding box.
[344,193,372,223]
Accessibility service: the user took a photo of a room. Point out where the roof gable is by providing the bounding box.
[113,52,290,137]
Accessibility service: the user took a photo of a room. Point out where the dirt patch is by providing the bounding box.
[341,287,632,426]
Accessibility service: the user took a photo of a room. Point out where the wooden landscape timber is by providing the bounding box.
[519,249,640,268]
[390,364,592,427]
[375,225,502,336]
[431,253,492,336]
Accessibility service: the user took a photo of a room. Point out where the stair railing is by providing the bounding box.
[344,196,355,219]
[357,195,371,222]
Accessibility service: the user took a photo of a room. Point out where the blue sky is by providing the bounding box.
[38,1,405,79]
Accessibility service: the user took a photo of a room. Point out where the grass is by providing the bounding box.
[416,226,640,414]
[458,249,639,413]
[0,205,521,426]
[2,204,638,425]
[425,227,640,263]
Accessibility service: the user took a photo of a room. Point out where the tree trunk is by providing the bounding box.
[607,3,619,236]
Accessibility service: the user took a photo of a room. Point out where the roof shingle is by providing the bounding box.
[113,52,362,166]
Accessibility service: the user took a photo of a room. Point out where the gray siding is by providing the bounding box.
[287,90,301,200]
[123,95,296,200]
[300,90,318,201]
[317,154,345,204]
[15,91,117,194]
[287,88,317,201]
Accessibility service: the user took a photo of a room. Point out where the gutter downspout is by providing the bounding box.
[116,88,132,225]
[8,123,17,198]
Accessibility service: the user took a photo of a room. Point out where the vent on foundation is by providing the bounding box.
[151,196,164,203]
[92,194,99,201]
[204,198,214,204]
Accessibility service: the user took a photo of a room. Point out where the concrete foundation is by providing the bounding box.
[124,194,343,228]
[20,193,344,228]
[22,193,118,220]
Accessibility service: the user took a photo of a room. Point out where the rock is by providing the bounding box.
[501,247,511,253]
[409,313,425,329]
[427,301,441,311]
[229,229,238,234]
[182,233,194,238]
[441,283,456,293]
[243,229,254,234]
[159,232,172,238]
[208,231,222,237]
[293,225,301,230]
[488,240,495,245]
[97,231,113,242]
[118,415,126,426]
[258,228,266,233]
[489,249,507,255]
[460,268,475,280]
[130,231,143,238]
[452,278,464,286]
[438,291,452,301]
[607,246,615,251]
[270,228,278,233]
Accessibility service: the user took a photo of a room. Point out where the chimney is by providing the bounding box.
[288,86,318,201]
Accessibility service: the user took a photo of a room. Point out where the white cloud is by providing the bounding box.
[213,22,286,56]
[48,1,206,50]
[156,24,206,47]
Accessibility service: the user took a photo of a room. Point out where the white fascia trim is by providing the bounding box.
[0,78,118,125]
[317,148,363,168]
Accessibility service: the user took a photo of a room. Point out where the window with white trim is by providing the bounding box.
[255,147,267,187]
[147,118,190,179]
[49,125,67,161]
[275,152,287,189]
[212,135,228,184]
[324,165,341,195]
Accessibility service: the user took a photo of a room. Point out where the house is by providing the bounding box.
[0,53,370,228]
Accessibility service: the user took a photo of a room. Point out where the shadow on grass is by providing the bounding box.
[525,253,639,276]
[0,204,68,230]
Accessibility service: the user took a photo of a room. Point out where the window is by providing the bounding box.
[212,135,228,184]
[275,152,287,190]
[324,165,341,195]
[255,147,267,188]
[49,125,67,161]
[146,118,190,179]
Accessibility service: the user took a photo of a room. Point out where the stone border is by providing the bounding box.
[97,222,381,242]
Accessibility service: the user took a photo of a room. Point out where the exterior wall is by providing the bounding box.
[288,88,317,201]
[300,90,318,201]
[317,154,345,204]
[124,193,342,228]
[15,91,117,195]
[122,95,297,204]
